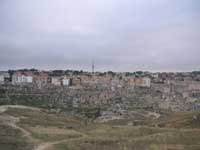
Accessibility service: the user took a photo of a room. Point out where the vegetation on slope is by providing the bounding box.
[1,105,200,150]
[0,124,33,150]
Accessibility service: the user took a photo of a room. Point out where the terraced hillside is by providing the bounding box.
[0,105,200,150]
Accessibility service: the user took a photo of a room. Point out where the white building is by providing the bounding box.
[62,77,71,86]
[152,73,159,78]
[51,77,61,86]
[26,76,33,83]
[12,74,23,84]
[142,77,151,87]
[12,74,33,84]
[0,72,9,84]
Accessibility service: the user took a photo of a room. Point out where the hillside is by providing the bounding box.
[0,105,200,150]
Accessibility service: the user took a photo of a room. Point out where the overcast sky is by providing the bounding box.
[0,0,199,72]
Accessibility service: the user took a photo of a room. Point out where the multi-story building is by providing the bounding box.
[12,72,33,84]
[0,72,9,84]
[51,77,61,86]
[62,77,72,86]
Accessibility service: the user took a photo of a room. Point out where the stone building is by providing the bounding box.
[0,72,9,84]
[34,73,49,88]
[51,77,61,86]
[72,77,81,86]
[127,77,151,87]
[142,77,151,87]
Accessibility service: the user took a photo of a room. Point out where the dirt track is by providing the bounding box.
[0,105,41,147]
[0,105,40,113]
[0,105,84,150]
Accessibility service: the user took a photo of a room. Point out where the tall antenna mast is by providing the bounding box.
[92,60,94,74]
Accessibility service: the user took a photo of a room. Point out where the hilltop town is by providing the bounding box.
[1,69,200,121]
[1,70,200,150]
[0,69,151,88]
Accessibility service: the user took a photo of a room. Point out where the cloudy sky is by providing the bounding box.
[0,0,199,72]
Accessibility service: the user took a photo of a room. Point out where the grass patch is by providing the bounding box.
[31,132,80,141]
[6,94,50,108]
[30,127,83,141]
[3,108,83,129]
[54,127,200,150]
[2,106,200,150]
[54,143,71,150]
[0,124,33,150]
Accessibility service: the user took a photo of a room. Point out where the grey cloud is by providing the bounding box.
[0,0,199,71]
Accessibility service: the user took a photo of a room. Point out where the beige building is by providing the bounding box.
[141,77,151,87]
[0,74,5,84]
[188,81,200,91]
[128,77,151,87]
[34,73,49,88]
[51,77,61,86]
[72,77,81,86]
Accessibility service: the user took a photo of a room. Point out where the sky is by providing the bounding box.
[0,0,200,72]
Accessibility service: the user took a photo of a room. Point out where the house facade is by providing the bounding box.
[127,77,151,87]
[62,77,72,86]
[0,72,10,84]
[51,77,61,86]
[12,73,33,84]
[0,74,5,84]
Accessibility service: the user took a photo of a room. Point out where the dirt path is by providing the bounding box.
[34,141,62,150]
[0,105,84,150]
[0,115,39,143]
[0,105,41,144]
[8,121,38,142]
[0,105,41,113]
